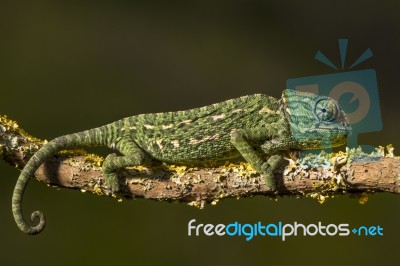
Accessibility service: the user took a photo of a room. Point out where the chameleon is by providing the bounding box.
[12,89,351,235]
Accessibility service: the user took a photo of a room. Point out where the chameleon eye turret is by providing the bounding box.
[314,98,339,123]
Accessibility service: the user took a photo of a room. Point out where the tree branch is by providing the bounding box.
[1,115,399,207]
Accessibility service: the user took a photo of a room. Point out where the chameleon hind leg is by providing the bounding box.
[230,126,289,191]
[102,136,149,192]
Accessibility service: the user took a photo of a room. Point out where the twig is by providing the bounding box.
[1,115,399,207]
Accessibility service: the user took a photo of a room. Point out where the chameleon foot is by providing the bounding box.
[261,170,277,191]
[104,172,120,193]
[102,153,121,193]
[260,154,282,191]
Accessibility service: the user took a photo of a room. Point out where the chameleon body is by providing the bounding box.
[12,89,350,235]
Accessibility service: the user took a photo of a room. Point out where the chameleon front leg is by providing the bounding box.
[230,127,288,190]
[102,136,149,192]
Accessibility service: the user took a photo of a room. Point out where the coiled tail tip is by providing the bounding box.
[29,211,46,235]
[15,210,46,235]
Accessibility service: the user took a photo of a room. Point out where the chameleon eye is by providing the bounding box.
[314,98,339,123]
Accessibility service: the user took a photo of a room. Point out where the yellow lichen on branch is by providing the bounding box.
[1,114,399,208]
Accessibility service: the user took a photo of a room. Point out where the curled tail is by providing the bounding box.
[12,121,122,235]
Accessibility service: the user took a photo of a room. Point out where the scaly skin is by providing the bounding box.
[12,90,351,235]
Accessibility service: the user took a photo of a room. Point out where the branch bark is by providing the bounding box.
[1,115,399,207]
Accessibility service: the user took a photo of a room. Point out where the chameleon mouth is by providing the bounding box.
[308,126,352,135]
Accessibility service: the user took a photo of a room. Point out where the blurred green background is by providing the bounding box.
[1,0,399,265]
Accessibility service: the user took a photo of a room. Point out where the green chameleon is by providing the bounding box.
[12,89,350,235]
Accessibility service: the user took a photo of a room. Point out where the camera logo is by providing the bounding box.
[286,39,382,151]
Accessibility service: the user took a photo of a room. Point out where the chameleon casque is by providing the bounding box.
[12,89,351,235]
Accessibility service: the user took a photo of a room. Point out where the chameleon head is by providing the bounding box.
[282,89,352,150]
